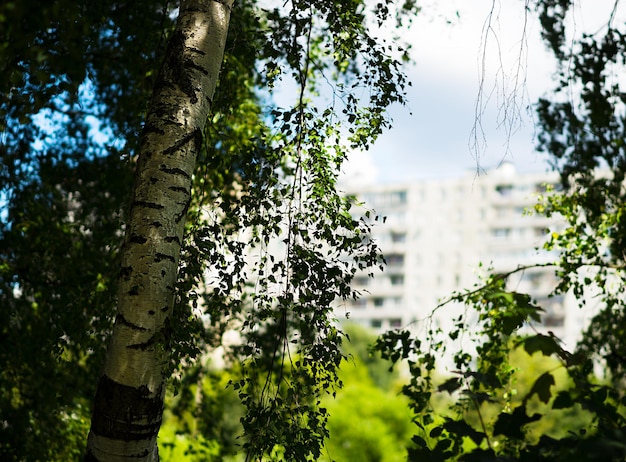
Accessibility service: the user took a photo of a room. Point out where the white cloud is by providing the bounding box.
[367,0,625,183]
[338,149,379,187]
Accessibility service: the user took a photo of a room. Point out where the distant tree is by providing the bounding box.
[158,363,244,461]
[322,382,414,462]
[321,324,413,462]
[1,1,173,458]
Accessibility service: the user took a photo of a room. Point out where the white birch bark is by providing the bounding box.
[86,1,233,460]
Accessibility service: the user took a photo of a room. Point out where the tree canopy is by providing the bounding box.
[4,0,626,460]
[0,0,417,460]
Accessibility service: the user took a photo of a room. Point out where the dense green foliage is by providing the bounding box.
[157,324,415,461]
[320,324,414,462]
[1,2,169,458]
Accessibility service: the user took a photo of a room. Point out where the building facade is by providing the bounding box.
[338,163,596,349]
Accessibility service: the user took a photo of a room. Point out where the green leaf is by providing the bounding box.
[443,419,485,445]
[526,372,555,404]
[430,426,444,438]
[520,334,561,357]
[438,377,462,394]
[552,391,574,409]
[493,406,541,439]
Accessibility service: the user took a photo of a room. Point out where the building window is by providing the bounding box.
[390,275,404,286]
[391,232,406,243]
[528,296,565,327]
[371,319,383,329]
[541,296,565,327]
[386,253,405,267]
[513,227,527,238]
[373,297,384,307]
[492,228,511,239]
[524,272,543,289]
[389,318,402,328]
[353,276,369,287]
[496,207,508,218]
[369,190,407,207]
[386,212,406,224]
[394,190,407,204]
[496,184,513,196]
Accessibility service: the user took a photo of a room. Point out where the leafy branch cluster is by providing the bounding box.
[372,2,626,459]
[375,259,626,460]
[162,1,412,460]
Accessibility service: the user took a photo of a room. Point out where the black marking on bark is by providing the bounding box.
[164,236,181,245]
[162,129,200,157]
[160,29,198,103]
[154,252,175,263]
[153,104,170,119]
[187,47,206,56]
[168,185,188,194]
[128,285,140,296]
[132,200,165,210]
[159,164,191,180]
[185,58,209,76]
[150,177,159,184]
[119,266,133,281]
[148,310,156,315]
[151,221,163,228]
[90,374,164,442]
[156,30,186,91]
[180,79,198,103]
[193,127,203,152]
[127,328,165,350]
[129,234,148,244]
[143,122,165,136]
[175,197,191,224]
[116,314,148,332]
[161,305,169,312]
[161,270,166,277]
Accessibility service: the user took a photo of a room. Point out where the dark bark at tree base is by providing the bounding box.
[90,375,164,441]
[85,375,164,461]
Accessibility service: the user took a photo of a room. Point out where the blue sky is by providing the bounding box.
[342,0,623,185]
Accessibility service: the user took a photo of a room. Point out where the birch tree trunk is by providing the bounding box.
[85,1,233,460]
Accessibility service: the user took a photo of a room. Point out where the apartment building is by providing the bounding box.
[338,162,595,349]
